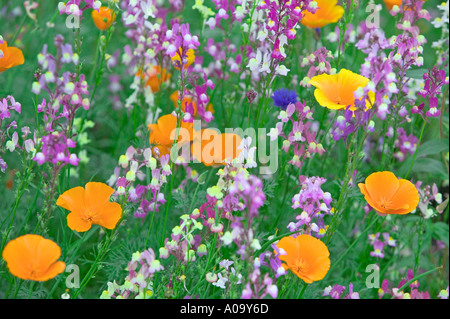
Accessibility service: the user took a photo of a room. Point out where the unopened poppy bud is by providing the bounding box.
[206,272,218,283]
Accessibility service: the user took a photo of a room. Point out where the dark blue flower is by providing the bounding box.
[271,88,297,110]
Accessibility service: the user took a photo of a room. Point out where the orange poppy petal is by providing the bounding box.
[277,235,330,283]
[337,69,370,105]
[310,69,370,110]
[56,186,86,213]
[301,0,344,28]
[276,235,300,266]
[67,211,92,232]
[92,6,115,30]
[4,46,25,68]
[388,179,419,214]
[94,202,122,229]
[309,73,339,99]
[384,0,402,10]
[36,261,66,281]
[192,129,220,165]
[148,123,166,146]
[33,238,65,281]
[173,121,194,145]
[156,114,179,145]
[2,235,65,281]
[296,235,330,282]
[84,182,114,213]
[358,183,384,213]
[313,88,345,109]
[2,236,35,279]
[222,133,242,163]
[364,171,400,204]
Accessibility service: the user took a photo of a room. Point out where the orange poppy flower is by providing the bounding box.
[137,65,171,93]
[0,41,25,73]
[171,48,195,69]
[383,0,402,10]
[276,234,330,284]
[301,0,344,28]
[91,6,116,30]
[148,114,194,157]
[2,234,66,281]
[191,129,242,166]
[309,68,374,112]
[56,182,122,232]
[358,171,419,215]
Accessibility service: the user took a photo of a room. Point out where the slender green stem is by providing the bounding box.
[1,163,33,252]
[297,282,308,299]
[71,222,122,299]
[10,15,28,45]
[27,281,36,299]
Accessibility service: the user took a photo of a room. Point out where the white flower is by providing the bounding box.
[124,13,137,25]
[247,50,261,72]
[220,231,233,246]
[267,127,279,141]
[257,29,268,41]
[141,0,156,18]
[275,64,289,76]
[212,273,228,289]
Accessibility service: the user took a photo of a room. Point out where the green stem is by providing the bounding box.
[297,282,308,299]
[71,225,120,298]
[1,163,33,252]
[10,15,28,45]
[27,281,36,299]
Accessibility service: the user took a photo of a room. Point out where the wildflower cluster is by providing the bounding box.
[107,146,170,219]
[414,180,446,219]
[33,34,89,132]
[160,213,207,264]
[270,100,325,169]
[368,232,396,258]
[378,269,431,299]
[58,0,101,17]
[0,96,34,173]
[100,248,164,299]
[288,175,333,238]
[323,283,360,299]
[0,0,448,303]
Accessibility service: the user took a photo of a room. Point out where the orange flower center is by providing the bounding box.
[377,197,393,209]
[291,257,309,275]
[82,211,96,223]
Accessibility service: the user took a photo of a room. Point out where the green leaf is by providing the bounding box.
[432,222,449,246]
[410,158,448,176]
[417,139,449,157]
[397,139,449,177]
[405,68,428,79]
